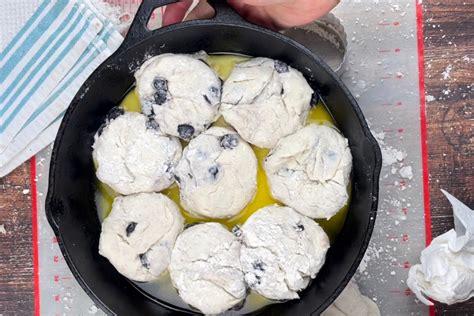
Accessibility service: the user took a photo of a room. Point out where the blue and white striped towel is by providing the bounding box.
[0,0,123,177]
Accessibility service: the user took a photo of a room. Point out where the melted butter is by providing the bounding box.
[207,54,250,80]
[97,54,351,241]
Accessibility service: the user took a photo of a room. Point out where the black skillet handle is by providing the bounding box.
[117,0,252,52]
[118,0,177,52]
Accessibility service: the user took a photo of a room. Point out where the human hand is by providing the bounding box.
[162,0,340,30]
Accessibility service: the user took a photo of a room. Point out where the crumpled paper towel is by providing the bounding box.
[322,280,380,316]
[407,190,474,305]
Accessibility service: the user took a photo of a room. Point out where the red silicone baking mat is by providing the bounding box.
[28,0,433,315]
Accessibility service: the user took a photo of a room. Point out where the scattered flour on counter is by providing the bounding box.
[0,224,6,235]
[88,305,98,314]
[381,147,407,166]
[399,166,413,180]
[441,65,452,80]
[426,95,436,102]
[372,126,408,168]
[358,244,384,276]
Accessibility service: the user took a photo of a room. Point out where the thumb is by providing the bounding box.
[162,0,194,26]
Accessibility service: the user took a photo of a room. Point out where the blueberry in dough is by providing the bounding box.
[153,77,168,91]
[210,85,220,97]
[153,77,168,105]
[252,260,265,272]
[220,134,239,149]
[126,222,137,237]
[145,116,160,130]
[154,91,167,105]
[295,223,305,232]
[208,165,219,179]
[274,60,289,73]
[203,86,221,105]
[139,252,150,269]
[177,124,195,140]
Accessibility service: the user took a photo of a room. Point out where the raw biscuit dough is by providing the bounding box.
[321,281,380,316]
[93,111,182,195]
[99,193,184,282]
[175,126,257,218]
[221,57,314,148]
[135,53,221,140]
[169,223,246,314]
[264,124,352,219]
[240,206,330,300]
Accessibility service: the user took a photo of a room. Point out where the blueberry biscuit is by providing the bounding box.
[175,126,257,218]
[99,193,184,282]
[93,112,182,195]
[264,124,352,219]
[135,53,221,140]
[221,57,314,148]
[169,223,246,314]
[240,206,330,300]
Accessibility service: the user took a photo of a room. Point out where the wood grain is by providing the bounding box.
[0,162,34,315]
[0,1,473,315]
[423,0,474,314]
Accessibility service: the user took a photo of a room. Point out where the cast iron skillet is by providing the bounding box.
[46,0,382,315]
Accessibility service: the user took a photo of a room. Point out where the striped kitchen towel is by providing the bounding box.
[0,0,124,177]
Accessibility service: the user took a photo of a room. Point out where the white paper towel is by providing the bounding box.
[407,190,474,305]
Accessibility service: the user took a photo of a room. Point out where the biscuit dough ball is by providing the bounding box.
[175,126,257,218]
[221,57,314,148]
[240,206,330,300]
[264,124,352,219]
[135,53,222,140]
[99,193,184,282]
[169,223,246,314]
[93,111,182,195]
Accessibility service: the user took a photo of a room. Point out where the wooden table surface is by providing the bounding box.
[0,1,472,315]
